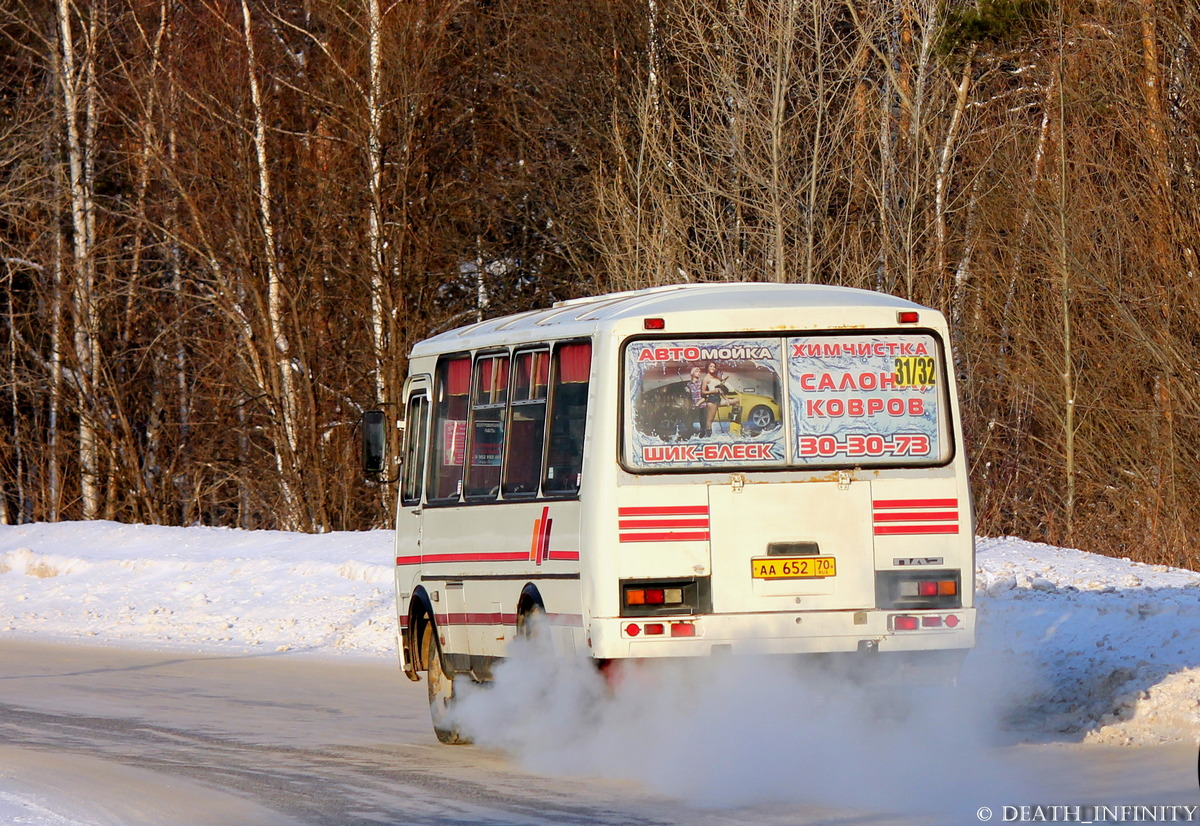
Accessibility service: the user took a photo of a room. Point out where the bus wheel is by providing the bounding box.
[516,602,546,639]
[422,624,472,745]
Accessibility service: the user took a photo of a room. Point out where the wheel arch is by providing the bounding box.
[516,583,545,618]
[405,586,437,679]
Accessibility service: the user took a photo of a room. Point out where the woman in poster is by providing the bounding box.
[701,362,732,436]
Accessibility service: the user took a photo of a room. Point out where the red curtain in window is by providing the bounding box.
[445,358,471,395]
[533,351,550,387]
[556,343,591,383]
[493,358,509,393]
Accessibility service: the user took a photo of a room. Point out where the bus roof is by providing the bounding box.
[410,282,932,357]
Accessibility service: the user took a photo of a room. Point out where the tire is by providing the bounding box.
[746,405,775,429]
[422,623,471,745]
[516,601,546,639]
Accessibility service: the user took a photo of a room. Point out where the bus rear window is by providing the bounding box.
[624,338,786,471]
[788,333,950,467]
[623,333,950,471]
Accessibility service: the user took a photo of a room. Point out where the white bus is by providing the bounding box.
[364,283,975,743]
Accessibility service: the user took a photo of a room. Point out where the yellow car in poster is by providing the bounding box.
[714,390,780,435]
[636,380,781,440]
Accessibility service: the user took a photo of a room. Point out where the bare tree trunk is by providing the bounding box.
[241,0,302,527]
[767,0,798,283]
[49,195,66,521]
[366,0,387,404]
[936,46,975,280]
[55,0,101,520]
[1055,8,1075,539]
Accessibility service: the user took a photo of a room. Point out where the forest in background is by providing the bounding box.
[2,0,1198,569]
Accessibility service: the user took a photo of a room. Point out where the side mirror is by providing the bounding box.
[362,410,387,475]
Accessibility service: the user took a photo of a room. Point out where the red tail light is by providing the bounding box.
[670,622,696,637]
[892,615,919,631]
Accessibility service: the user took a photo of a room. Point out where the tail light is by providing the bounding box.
[891,613,962,631]
[876,570,962,610]
[620,577,711,617]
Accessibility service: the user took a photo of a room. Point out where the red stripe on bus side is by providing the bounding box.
[413,551,532,564]
[434,612,583,628]
[618,518,709,530]
[619,531,711,543]
[873,498,958,510]
[397,551,580,565]
[618,505,710,516]
[873,510,959,523]
[539,517,553,565]
[874,524,960,535]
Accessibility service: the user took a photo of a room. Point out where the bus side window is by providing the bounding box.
[400,393,429,506]
[464,354,509,500]
[503,350,549,498]
[429,356,471,502]
[543,342,590,495]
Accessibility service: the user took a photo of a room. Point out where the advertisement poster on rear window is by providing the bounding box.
[787,334,946,466]
[625,338,785,470]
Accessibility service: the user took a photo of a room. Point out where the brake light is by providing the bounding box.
[918,581,938,597]
[645,589,665,604]
[645,623,665,635]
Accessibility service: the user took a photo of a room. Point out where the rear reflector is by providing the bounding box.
[945,614,961,628]
[644,318,666,330]
[892,615,919,631]
[897,311,919,324]
[625,623,640,636]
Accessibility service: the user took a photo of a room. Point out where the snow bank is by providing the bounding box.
[974,537,1200,745]
[0,522,1196,744]
[0,521,395,657]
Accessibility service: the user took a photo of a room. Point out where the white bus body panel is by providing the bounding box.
[392,283,975,676]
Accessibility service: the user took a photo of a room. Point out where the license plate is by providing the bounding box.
[750,556,837,580]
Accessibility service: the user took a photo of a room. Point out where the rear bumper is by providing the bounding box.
[588,607,975,660]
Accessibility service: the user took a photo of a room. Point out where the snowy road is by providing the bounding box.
[0,641,1195,826]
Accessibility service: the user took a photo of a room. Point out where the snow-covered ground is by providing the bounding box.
[1,521,1198,820]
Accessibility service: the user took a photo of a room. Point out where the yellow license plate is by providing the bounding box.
[751,556,837,579]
